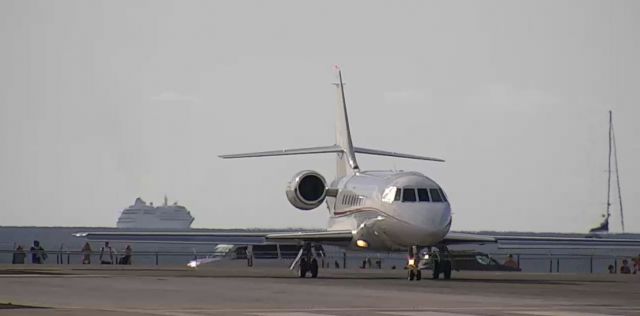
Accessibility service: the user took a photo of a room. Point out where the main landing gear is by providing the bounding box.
[293,243,319,278]
[407,245,453,281]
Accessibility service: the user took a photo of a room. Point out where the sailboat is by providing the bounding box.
[590,111,625,234]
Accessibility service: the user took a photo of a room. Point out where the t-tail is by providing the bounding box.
[333,66,359,177]
[219,66,445,177]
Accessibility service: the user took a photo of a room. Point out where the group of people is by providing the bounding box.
[11,240,47,264]
[82,241,133,265]
[608,256,640,274]
[11,240,132,265]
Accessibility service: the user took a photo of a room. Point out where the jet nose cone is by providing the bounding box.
[413,203,451,230]
[389,202,451,246]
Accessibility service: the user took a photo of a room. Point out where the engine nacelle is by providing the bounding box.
[286,170,327,210]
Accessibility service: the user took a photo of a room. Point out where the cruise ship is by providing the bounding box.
[116,196,195,229]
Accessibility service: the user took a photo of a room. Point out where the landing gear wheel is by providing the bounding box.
[443,261,452,280]
[415,269,422,281]
[299,258,308,278]
[408,269,415,281]
[432,260,440,280]
[310,258,319,278]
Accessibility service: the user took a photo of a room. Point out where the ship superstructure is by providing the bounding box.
[117,196,194,229]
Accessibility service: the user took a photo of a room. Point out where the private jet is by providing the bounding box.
[76,67,640,280]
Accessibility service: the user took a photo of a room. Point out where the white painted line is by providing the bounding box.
[380,312,478,316]
[249,313,340,316]
[510,311,622,316]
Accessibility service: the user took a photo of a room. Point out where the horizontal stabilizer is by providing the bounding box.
[219,145,342,159]
[353,147,445,162]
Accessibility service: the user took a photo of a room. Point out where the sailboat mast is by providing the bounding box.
[611,112,625,233]
[606,110,612,220]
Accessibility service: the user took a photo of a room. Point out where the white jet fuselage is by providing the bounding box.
[326,170,452,251]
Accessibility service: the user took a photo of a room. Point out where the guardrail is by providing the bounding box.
[0,249,635,274]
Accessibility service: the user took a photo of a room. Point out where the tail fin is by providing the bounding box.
[332,65,359,177]
[219,67,445,174]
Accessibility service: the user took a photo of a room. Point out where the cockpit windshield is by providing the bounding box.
[417,188,429,202]
[402,188,417,202]
[429,188,443,202]
[383,186,449,203]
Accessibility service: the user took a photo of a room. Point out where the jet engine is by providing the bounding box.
[286,170,327,210]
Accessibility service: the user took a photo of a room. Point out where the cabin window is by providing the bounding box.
[429,188,443,202]
[402,188,417,202]
[439,189,448,202]
[394,188,402,201]
[417,188,430,202]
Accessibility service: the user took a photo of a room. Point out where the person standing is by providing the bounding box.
[99,241,114,264]
[119,245,132,265]
[12,245,26,264]
[81,242,92,264]
[503,254,518,269]
[620,259,632,274]
[30,240,47,264]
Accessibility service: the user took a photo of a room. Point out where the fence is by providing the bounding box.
[0,248,635,274]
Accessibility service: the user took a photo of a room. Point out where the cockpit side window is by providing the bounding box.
[394,188,402,201]
[417,188,430,202]
[439,188,448,202]
[402,188,417,202]
[429,188,443,202]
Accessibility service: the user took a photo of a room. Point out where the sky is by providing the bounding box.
[0,0,639,232]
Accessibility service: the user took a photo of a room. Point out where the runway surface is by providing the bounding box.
[1,263,639,315]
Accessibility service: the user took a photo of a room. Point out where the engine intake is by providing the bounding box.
[286,170,327,210]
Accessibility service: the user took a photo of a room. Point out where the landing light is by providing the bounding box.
[356,239,369,248]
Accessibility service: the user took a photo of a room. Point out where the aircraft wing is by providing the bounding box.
[73,230,354,245]
[492,235,640,249]
[265,230,353,243]
[441,232,640,250]
[441,232,497,245]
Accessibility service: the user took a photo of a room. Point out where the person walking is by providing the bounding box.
[81,242,92,264]
[99,241,114,264]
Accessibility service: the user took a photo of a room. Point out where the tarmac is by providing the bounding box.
[1,262,639,316]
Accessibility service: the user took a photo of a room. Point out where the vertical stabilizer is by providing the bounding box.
[333,66,359,177]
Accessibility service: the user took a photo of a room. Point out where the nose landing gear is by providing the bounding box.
[407,245,453,281]
[407,245,421,281]
[292,243,320,278]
